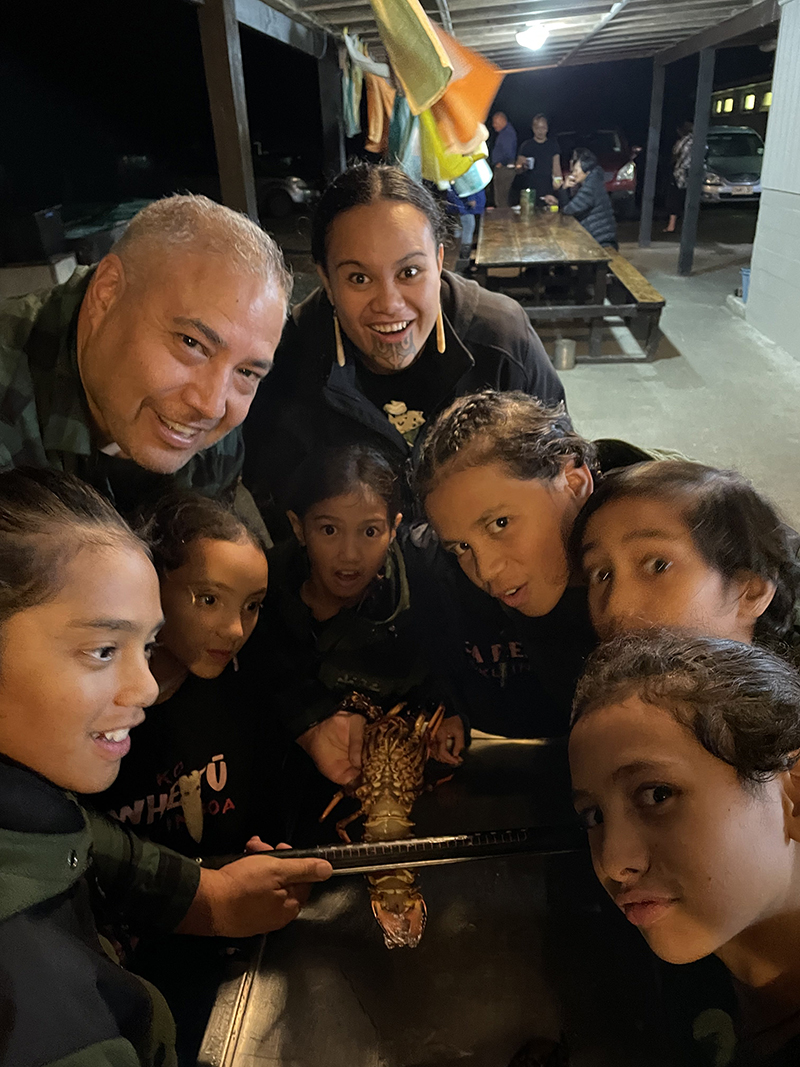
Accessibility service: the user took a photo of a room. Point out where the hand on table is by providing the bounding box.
[543,195,559,206]
[429,714,466,766]
[178,841,332,937]
[297,711,364,785]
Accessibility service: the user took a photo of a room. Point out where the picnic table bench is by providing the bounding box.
[475,210,665,360]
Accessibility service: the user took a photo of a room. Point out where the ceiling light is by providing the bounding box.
[516,21,549,50]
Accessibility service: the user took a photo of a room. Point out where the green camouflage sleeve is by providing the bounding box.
[87,810,201,933]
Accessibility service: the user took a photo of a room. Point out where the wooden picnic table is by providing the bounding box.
[475,210,611,358]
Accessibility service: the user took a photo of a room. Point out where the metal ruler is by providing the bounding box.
[265,825,586,875]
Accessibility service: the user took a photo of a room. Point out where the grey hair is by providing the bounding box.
[111,194,293,305]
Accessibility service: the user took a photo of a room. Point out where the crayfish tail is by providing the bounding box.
[370,895,427,950]
[367,869,427,949]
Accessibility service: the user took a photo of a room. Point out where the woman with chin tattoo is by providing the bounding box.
[243,162,565,515]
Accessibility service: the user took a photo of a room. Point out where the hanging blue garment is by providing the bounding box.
[388,95,413,161]
[388,95,421,182]
[340,35,364,138]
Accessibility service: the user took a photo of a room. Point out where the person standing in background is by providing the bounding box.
[665,121,693,233]
[490,112,517,209]
[513,114,562,206]
[445,185,486,264]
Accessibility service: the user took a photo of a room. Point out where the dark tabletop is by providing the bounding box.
[199,739,679,1067]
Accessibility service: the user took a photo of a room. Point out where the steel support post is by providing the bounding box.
[318,40,346,179]
[198,0,258,221]
[678,47,715,276]
[638,59,665,248]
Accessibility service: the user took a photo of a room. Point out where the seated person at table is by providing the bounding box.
[545,148,617,250]
[0,469,330,1067]
[571,461,800,646]
[242,162,564,516]
[570,630,800,1066]
[100,493,282,858]
[259,443,464,787]
[411,389,665,738]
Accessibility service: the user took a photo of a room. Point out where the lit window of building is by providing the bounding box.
[715,100,723,114]
[724,98,734,113]
[744,94,756,110]
[763,91,773,108]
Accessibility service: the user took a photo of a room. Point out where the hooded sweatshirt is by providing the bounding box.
[402,440,665,739]
[0,755,199,1067]
[242,270,565,512]
[256,537,450,740]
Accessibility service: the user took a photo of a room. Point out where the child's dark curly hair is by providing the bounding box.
[573,629,800,785]
[140,493,268,575]
[414,390,596,500]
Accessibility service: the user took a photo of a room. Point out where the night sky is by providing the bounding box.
[0,0,775,214]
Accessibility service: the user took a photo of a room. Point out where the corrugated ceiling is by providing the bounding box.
[265,0,764,71]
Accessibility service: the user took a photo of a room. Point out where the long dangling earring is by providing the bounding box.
[333,311,346,368]
[436,306,446,354]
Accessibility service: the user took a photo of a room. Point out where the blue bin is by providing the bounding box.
[741,266,751,303]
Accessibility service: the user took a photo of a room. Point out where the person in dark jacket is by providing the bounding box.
[99,493,289,859]
[548,148,618,250]
[257,444,464,786]
[490,111,518,208]
[0,469,330,1067]
[242,163,565,516]
[412,390,666,738]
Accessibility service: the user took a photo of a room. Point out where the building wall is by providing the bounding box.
[746,0,800,357]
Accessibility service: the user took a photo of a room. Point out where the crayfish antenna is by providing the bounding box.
[319,790,344,822]
[426,703,446,739]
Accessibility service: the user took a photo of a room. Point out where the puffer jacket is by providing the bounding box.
[560,166,618,249]
[257,537,450,739]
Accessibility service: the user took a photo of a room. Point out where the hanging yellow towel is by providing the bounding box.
[368,0,452,115]
[431,29,504,155]
[419,109,476,183]
[364,73,396,154]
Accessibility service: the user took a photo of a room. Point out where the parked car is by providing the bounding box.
[556,128,640,218]
[702,125,764,202]
[252,144,322,218]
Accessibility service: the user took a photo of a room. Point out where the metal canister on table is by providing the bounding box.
[520,188,533,219]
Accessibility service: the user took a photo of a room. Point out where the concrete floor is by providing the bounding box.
[561,210,800,527]
[270,201,800,526]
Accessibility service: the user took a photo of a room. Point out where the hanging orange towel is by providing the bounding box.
[364,73,396,154]
[431,29,504,154]
[368,0,452,115]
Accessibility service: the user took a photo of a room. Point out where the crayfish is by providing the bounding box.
[320,693,446,949]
